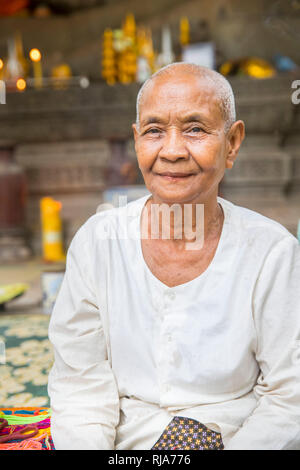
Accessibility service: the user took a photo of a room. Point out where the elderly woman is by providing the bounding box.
[48,63,300,450]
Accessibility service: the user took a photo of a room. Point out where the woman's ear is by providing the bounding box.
[225,120,245,169]
[132,124,140,158]
[132,123,139,143]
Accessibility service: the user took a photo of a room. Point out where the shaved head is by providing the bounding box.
[136,62,236,134]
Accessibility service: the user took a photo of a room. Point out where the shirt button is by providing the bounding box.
[167,335,172,342]
[165,291,176,300]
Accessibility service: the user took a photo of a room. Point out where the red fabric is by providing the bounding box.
[0,0,29,16]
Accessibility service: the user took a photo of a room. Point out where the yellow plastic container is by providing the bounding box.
[40,197,66,262]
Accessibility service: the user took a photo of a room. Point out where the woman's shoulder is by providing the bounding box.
[218,196,298,250]
[70,194,148,245]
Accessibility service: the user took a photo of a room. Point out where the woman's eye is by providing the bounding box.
[190,127,203,133]
[146,128,161,134]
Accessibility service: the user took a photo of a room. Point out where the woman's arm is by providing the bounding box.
[226,235,300,450]
[48,224,120,450]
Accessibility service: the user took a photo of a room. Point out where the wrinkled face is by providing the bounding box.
[133,72,231,204]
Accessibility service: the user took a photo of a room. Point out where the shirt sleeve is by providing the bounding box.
[226,235,300,450]
[47,223,120,450]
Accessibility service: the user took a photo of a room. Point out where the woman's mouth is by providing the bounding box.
[157,172,195,181]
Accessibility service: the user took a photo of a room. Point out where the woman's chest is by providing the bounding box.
[95,236,259,399]
[106,270,258,398]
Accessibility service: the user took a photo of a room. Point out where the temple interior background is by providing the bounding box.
[0,0,299,409]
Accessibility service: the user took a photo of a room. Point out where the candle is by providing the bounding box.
[16,78,26,92]
[0,59,4,80]
[29,48,43,88]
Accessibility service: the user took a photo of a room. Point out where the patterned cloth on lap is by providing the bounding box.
[151,416,224,450]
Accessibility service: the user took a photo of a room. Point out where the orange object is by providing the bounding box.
[40,197,65,262]
[51,63,72,89]
[51,63,71,79]
[180,17,190,46]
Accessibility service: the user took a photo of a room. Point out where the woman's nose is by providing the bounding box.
[158,130,189,161]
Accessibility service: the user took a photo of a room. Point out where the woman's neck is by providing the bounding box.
[141,193,224,250]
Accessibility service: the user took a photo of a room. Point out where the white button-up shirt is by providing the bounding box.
[48,195,300,450]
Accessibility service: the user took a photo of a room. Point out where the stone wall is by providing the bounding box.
[0,74,299,254]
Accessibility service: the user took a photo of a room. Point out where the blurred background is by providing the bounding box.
[0,0,299,408]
